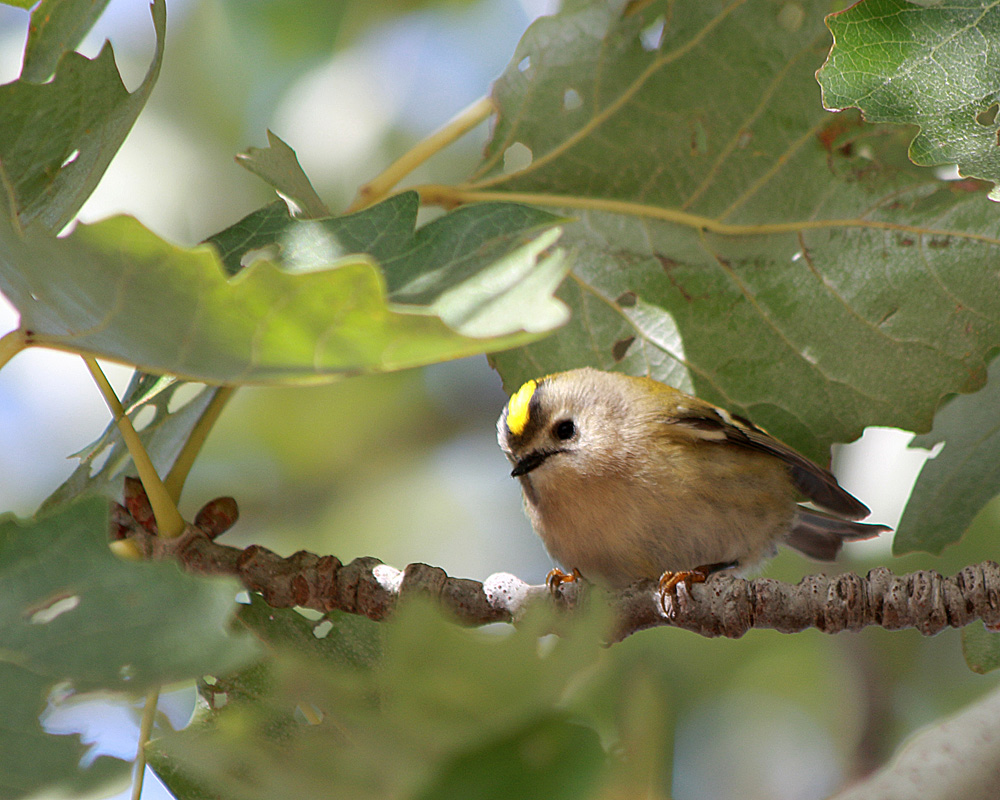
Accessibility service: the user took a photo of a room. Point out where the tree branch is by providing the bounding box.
[113,484,1000,643]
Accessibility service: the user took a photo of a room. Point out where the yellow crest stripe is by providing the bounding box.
[506,379,538,436]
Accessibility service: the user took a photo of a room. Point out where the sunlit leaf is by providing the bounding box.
[0,193,568,384]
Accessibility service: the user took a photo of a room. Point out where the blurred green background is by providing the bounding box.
[1,1,999,798]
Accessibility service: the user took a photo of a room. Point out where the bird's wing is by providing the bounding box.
[664,402,871,520]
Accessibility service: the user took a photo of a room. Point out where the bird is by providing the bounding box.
[496,367,888,601]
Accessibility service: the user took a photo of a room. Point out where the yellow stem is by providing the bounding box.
[84,357,185,538]
[346,96,495,213]
[416,185,1000,245]
[130,686,160,800]
[164,386,234,503]
[0,327,28,372]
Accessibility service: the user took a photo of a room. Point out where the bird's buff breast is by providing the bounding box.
[518,459,795,588]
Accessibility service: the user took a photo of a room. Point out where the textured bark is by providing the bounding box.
[112,483,1000,643]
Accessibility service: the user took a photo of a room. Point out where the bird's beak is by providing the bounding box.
[511,450,550,477]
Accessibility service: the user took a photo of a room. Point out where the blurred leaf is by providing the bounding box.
[818,0,1000,200]
[0,193,568,384]
[479,0,1000,462]
[962,623,1000,675]
[0,0,34,8]
[415,716,605,800]
[151,601,611,800]
[0,496,259,693]
[0,0,164,232]
[236,130,330,219]
[236,595,383,670]
[894,357,1000,555]
[0,663,129,800]
[21,0,113,82]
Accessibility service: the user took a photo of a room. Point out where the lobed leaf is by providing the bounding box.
[475,0,1000,465]
[0,192,569,384]
[21,0,114,83]
[0,0,165,232]
[0,497,259,797]
[818,0,1000,200]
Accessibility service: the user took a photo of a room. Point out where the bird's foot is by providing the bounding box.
[546,567,583,595]
[657,562,737,616]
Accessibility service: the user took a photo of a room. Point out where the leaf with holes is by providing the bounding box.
[149,601,611,800]
[470,0,1000,468]
[818,0,1000,200]
[0,496,259,796]
[0,0,164,232]
[40,373,221,512]
[0,192,569,384]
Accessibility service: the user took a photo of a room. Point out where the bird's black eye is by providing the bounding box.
[554,419,576,440]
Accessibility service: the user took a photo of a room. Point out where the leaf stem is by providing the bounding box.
[0,327,28,372]
[346,96,495,212]
[84,357,185,538]
[415,185,1000,246]
[131,686,160,800]
[164,386,234,503]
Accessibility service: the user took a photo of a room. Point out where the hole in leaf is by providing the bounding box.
[977,103,999,127]
[640,15,665,51]
[563,88,582,111]
[60,149,80,168]
[503,142,533,174]
[240,244,280,270]
[615,291,637,308]
[29,594,80,624]
[167,382,208,414]
[612,337,635,361]
[88,442,114,476]
[518,56,531,73]
[313,619,333,639]
[131,405,156,432]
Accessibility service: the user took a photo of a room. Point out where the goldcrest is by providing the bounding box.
[497,367,888,591]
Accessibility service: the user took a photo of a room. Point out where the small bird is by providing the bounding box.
[496,368,888,598]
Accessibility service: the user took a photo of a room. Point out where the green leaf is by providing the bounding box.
[415,716,605,800]
[0,496,258,799]
[0,663,129,800]
[151,601,610,800]
[0,496,259,692]
[235,130,330,219]
[21,0,113,83]
[962,622,1000,674]
[0,0,165,232]
[478,0,1000,462]
[894,357,1000,555]
[235,595,383,671]
[0,193,569,384]
[818,0,1000,200]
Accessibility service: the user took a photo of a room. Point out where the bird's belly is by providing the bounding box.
[524,470,795,587]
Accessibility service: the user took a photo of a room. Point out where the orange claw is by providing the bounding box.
[657,562,735,614]
[546,567,583,594]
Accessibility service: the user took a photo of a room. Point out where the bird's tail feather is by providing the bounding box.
[784,507,890,562]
